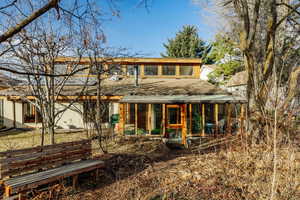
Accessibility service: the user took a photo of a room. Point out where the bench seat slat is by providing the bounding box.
[1,148,90,170]
[4,160,104,192]
[1,152,91,178]
[0,144,89,164]
[0,140,91,158]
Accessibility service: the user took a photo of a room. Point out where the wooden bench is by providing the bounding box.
[0,139,104,199]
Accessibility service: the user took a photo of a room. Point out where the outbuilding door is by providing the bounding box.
[165,104,187,146]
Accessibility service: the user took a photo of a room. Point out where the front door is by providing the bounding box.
[165,104,187,146]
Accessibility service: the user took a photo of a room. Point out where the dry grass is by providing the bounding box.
[0,130,299,200]
[65,138,300,200]
[0,129,88,152]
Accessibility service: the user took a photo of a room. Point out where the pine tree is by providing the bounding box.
[161,25,208,58]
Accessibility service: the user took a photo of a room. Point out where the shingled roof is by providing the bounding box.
[0,78,230,97]
[0,73,21,89]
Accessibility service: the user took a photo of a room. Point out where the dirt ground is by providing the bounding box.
[0,130,299,200]
[63,136,300,200]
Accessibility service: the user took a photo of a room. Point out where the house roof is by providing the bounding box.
[0,78,229,97]
[0,73,21,89]
[226,71,248,87]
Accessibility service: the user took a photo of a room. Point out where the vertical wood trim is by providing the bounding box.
[72,175,78,190]
[175,64,180,77]
[122,64,126,75]
[158,65,162,76]
[122,104,126,135]
[189,104,192,135]
[162,104,166,136]
[22,102,24,124]
[199,104,202,135]
[119,103,125,135]
[35,104,38,124]
[181,104,187,146]
[147,104,152,134]
[13,101,16,128]
[215,104,219,135]
[127,103,130,123]
[193,64,201,78]
[135,104,138,135]
[201,104,205,136]
[140,64,145,77]
[104,63,109,78]
[5,186,11,197]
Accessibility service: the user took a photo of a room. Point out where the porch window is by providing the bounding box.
[167,107,181,125]
[180,66,193,76]
[162,65,176,76]
[144,65,158,75]
[83,101,109,123]
[187,104,202,134]
[0,99,3,126]
[153,104,162,129]
[23,103,42,123]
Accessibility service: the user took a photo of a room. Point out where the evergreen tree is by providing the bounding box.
[161,25,209,59]
[207,33,244,83]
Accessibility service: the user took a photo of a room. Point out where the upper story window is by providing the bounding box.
[144,65,158,76]
[127,65,140,76]
[109,64,123,75]
[180,66,193,76]
[162,65,176,76]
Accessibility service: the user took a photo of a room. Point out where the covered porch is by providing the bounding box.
[118,95,247,146]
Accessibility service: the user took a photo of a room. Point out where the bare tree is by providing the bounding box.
[200,0,300,140]
[5,19,92,145]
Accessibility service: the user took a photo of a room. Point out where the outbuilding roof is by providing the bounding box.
[120,95,247,104]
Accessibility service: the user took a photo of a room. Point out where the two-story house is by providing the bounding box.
[0,57,246,146]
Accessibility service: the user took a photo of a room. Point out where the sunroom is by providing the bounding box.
[118,94,247,146]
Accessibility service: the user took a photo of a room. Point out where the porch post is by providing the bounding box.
[189,104,192,135]
[226,103,232,135]
[147,104,152,134]
[135,104,138,135]
[181,104,187,147]
[118,103,125,135]
[214,104,219,135]
[201,104,205,136]
[162,104,166,136]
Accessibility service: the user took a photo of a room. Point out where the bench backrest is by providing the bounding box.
[0,139,92,179]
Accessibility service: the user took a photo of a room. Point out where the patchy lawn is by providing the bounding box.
[0,129,88,152]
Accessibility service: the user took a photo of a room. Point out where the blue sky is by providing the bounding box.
[102,0,216,57]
